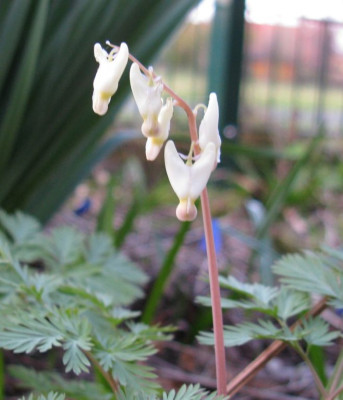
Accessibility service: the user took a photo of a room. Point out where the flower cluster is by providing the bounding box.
[92,42,221,221]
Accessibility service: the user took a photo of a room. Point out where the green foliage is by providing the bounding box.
[198,279,309,319]
[116,384,228,400]
[10,366,109,400]
[0,0,200,222]
[257,132,323,238]
[200,316,340,348]
[0,209,173,396]
[161,384,228,400]
[12,369,225,400]
[273,249,343,307]
[199,246,343,349]
[142,220,192,324]
[19,393,65,400]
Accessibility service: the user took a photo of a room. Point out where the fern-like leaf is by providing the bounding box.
[0,210,41,244]
[0,314,63,353]
[199,320,297,347]
[273,252,342,302]
[10,366,110,400]
[18,392,65,400]
[295,317,342,346]
[219,275,278,306]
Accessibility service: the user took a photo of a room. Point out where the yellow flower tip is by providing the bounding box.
[176,199,197,221]
[92,92,111,116]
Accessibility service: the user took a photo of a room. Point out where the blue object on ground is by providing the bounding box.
[74,198,91,216]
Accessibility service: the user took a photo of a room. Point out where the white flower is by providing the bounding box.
[92,42,129,116]
[198,92,221,169]
[130,63,173,160]
[164,140,216,221]
[145,98,173,161]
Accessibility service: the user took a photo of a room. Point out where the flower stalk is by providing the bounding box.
[157,74,227,395]
[93,41,227,395]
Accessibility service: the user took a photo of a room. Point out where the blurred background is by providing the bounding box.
[1,0,343,397]
[2,0,343,307]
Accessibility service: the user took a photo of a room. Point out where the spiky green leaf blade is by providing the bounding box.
[0,0,49,173]
[0,0,32,92]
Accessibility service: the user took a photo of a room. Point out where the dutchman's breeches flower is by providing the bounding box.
[145,97,173,161]
[130,63,173,160]
[199,92,221,170]
[92,42,129,116]
[164,140,216,221]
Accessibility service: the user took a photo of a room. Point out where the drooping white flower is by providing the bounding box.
[92,42,129,116]
[130,63,173,160]
[164,140,216,221]
[145,98,173,161]
[198,92,221,169]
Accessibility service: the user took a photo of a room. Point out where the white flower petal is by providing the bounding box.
[190,142,216,199]
[199,92,221,163]
[92,42,129,115]
[145,138,163,161]
[94,43,108,62]
[164,140,191,200]
[92,91,110,116]
[141,84,163,119]
[158,98,173,141]
[130,63,149,116]
[113,42,129,76]
[130,63,163,134]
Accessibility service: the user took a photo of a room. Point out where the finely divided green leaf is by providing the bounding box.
[199,320,297,347]
[273,252,342,302]
[0,210,41,243]
[275,288,310,320]
[19,392,65,400]
[295,318,342,347]
[219,275,278,307]
[0,316,63,353]
[9,365,110,400]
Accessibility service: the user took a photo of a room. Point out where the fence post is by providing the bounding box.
[208,0,245,139]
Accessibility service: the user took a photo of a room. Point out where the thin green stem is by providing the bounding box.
[226,298,328,397]
[327,384,343,400]
[85,351,119,395]
[328,350,343,397]
[293,343,327,398]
